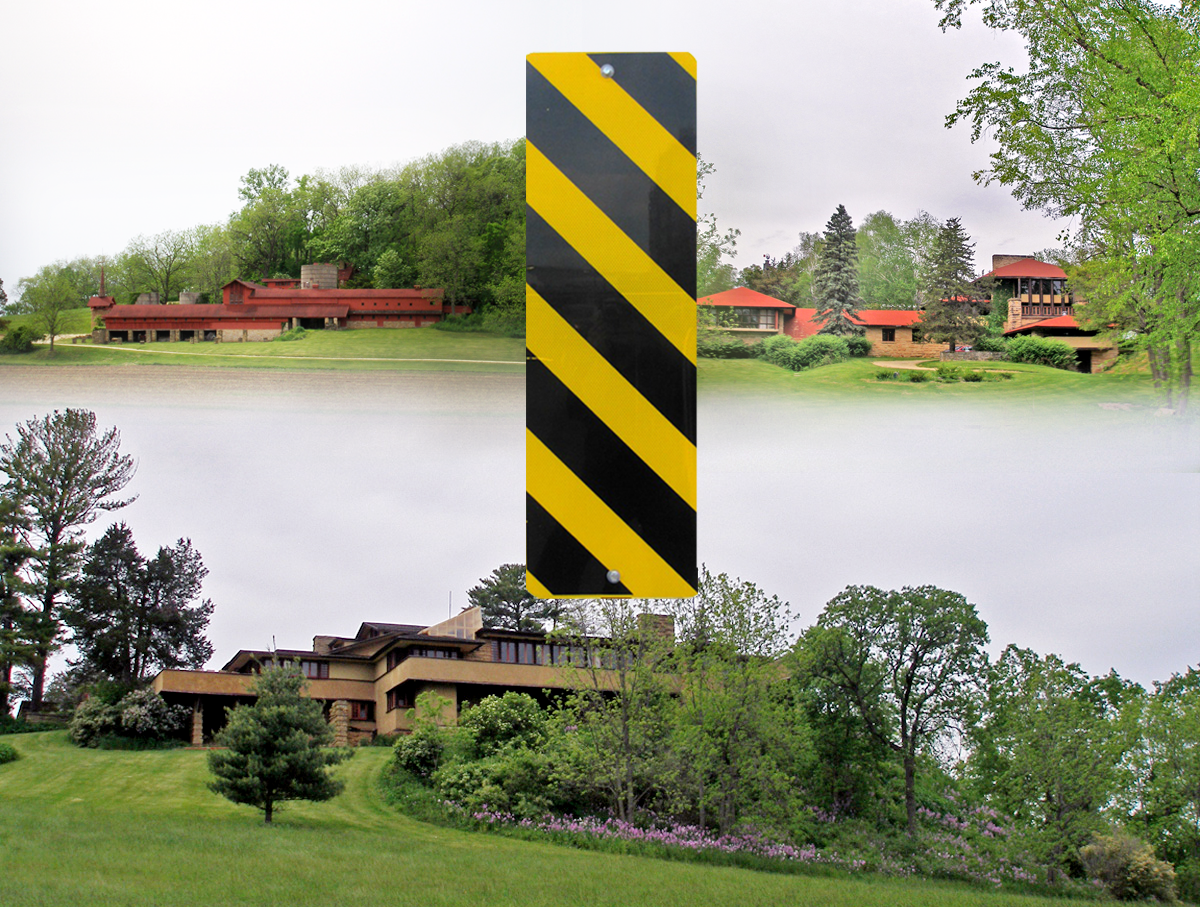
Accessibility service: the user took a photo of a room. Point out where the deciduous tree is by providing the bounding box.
[795,584,988,835]
[0,410,136,709]
[16,266,83,351]
[208,663,348,823]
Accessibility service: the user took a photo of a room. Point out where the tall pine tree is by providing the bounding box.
[813,205,864,335]
[917,217,988,351]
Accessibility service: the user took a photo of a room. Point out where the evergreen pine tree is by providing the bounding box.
[208,664,347,823]
[467,563,559,631]
[917,217,988,350]
[813,205,864,335]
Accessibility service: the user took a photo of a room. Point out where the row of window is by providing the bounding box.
[1018,278,1068,297]
[733,307,777,330]
[385,646,462,671]
[492,640,635,669]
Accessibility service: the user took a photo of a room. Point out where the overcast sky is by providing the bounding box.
[2,0,1059,291]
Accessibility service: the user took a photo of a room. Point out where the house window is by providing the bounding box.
[882,328,896,342]
[350,701,373,721]
[386,687,411,712]
[734,308,776,330]
[300,660,329,679]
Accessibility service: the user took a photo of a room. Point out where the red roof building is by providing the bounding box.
[697,287,947,358]
[89,264,464,344]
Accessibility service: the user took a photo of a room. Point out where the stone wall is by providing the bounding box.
[218,329,279,342]
[867,326,947,358]
[942,351,1007,362]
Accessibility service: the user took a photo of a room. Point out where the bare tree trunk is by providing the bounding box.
[904,751,918,836]
[1176,338,1191,413]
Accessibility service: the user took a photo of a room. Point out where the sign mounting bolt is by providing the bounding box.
[600,64,615,78]
[606,569,621,584]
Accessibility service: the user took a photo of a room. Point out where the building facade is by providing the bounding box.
[151,607,672,746]
[88,263,465,344]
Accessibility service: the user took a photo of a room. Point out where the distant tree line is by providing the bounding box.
[4,140,526,330]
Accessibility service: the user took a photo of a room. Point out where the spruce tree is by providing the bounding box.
[208,664,347,823]
[917,217,988,350]
[813,205,864,335]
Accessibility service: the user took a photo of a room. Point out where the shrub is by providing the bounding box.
[459,692,548,758]
[0,741,18,765]
[1081,830,1178,902]
[962,370,985,383]
[973,335,1008,353]
[0,324,45,353]
[117,688,188,741]
[906,370,930,383]
[274,326,309,342]
[393,725,446,779]
[698,332,758,359]
[760,334,850,372]
[1006,336,1077,370]
[0,715,45,735]
[757,334,797,366]
[433,749,557,819]
[68,696,121,747]
[935,365,962,382]
[846,336,873,357]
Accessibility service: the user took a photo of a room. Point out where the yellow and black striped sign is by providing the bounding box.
[526,52,697,599]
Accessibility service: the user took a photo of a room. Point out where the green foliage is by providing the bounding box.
[936,0,1199,411]
[1006,336,1077,370]
[68,695,121,747]
[0,741,17,764]
[696,155,740,297]
[1080,830,1178,902]
[467,563,557,631]
[972,335,1007,353]
[0,324,44,353]
[62,522,213,686]
[392,724,447,779]
[697,331,759,359]
[432,748,558,819]
[274,326,309,342]
[68,687,186,747]
[207,664,348,823]
[759,334,850,371]
[459,692,548,758]
[795,585,989,835]
[813,205,864,335]
[917,217,987,350]
[845,336,872,357]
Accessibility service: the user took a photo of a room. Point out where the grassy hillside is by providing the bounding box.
[2,306,93,336]
[0,732,1100,907]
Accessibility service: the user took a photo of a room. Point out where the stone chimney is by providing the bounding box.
[301,263,339,290]
[992,254,1034,271]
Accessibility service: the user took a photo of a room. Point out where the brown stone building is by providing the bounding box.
[151,606,670,746]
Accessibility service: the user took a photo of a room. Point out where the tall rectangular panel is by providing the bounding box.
[525,52,697,599]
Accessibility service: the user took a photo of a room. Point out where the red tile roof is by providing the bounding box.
[697,287,797,309]
[981,259,1067,280]
[852,310,923,327]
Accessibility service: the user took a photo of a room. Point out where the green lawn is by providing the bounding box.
[698,355,1161,410]
[0,317,525,373]
[0,732,1100,907]
[2,306,93,337]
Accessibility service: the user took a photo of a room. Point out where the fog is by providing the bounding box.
[1,366,1196,688]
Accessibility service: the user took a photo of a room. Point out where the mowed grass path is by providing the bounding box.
[2,733,1086,907]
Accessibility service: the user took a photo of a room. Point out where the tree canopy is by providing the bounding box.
[62,522,213,687]
[466,563,552,631]
[917,216,988,350]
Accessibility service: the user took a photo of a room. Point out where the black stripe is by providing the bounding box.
[527,63,696,297]
[527,494,631,596]
[586,53,696,155]
[526,208,696,445]
[527,358,696,589]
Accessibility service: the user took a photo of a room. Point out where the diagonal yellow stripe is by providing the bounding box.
[527,429,696,598]
[527,142,696,364]
[526,572,554,600]
[669,52,697,80]
[528,53,696,220]
[526,284,695,510]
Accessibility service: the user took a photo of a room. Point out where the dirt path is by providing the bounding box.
[871,359,936,370]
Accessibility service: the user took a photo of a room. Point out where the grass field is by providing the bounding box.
[0,732,1103,907]
[0,312,525,374]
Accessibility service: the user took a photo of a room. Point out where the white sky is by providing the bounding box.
[1,0,1057,291]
